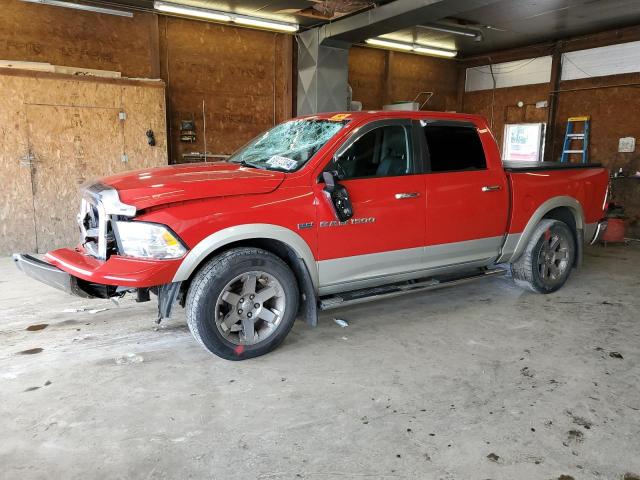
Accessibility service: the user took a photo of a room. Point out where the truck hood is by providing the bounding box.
[101,162,286,210]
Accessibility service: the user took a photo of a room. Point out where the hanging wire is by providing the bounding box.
[562,55,593,78]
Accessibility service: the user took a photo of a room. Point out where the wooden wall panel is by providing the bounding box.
[121,84,169,170]
[0,75,37,254]
[462,83,550,152]
[348,47,386,110]
[349,46,460,111]
[554,73,640,237]
[160,18,293,162]
[0,0,158,78]
[0,71,168,254]
[388,51,459,112]
[552,73,640,168]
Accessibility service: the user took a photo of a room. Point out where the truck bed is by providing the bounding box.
[505,161,609,236]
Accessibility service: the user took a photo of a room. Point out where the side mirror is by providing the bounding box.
[322,171,353,222]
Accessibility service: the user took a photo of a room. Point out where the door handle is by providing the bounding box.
[395,192,420,200]
[481,185,502,192]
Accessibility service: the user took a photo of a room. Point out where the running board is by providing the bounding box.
[318,268,507,311]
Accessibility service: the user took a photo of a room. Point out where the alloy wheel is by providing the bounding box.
[214,271,285,345]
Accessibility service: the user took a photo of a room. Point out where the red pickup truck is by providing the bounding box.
[14,111,609,360]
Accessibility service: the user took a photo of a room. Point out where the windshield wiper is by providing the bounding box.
[238,160,266,170]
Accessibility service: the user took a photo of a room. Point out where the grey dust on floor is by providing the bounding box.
[1,244,639,480]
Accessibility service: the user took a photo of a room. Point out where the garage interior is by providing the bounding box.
[1,0,640,478]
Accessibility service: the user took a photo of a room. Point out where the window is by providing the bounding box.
[424,124,486,172]
[331,125,412,179]
[228,119,347,172]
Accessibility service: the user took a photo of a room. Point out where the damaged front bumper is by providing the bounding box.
[13,254,96,298]
[13,250,183,320]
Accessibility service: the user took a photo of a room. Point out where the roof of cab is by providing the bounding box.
[294,110,489,126]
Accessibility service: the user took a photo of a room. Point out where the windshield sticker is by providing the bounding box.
[328,113,351,121]
[266,155,298,170]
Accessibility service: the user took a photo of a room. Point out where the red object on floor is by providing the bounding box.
[602,218,625,243]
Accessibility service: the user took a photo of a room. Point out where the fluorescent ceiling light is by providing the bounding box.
[154,1,231,22]
[365,38,413,51]
[418,23,483,41]
[154,1,298,32]
[234,16,298,32]
[366,38,457,58]
[412,45,458,58]
[20,0,132,17]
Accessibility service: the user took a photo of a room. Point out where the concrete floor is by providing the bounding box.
[1,245,639,480]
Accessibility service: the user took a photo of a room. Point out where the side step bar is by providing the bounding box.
[319,268,507,311]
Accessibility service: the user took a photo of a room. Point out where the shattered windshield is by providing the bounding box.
[228,119,348,172]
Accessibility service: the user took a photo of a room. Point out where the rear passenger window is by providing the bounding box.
[424,124,486,172]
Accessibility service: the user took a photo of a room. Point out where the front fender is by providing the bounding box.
[171,223,319,290]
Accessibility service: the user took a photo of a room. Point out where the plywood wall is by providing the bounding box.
[348,47,388,110]
[462,83,550,153]
[159,17,293,163]
[0,70,168,254]
[0,0,294,165]
[0,0,159,78]
[349,46,460,111]
[552,72,640,170]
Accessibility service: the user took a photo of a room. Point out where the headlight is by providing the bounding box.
[115,221,187,259]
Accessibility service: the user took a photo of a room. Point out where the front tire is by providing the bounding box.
[511,219,576,294]
[186,247,299,360]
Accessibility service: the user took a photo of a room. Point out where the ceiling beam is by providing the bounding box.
[318,0,504,47]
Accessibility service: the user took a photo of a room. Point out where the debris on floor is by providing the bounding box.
[62,307,109,314]
[18,347,43,355]
[609,351,624,359]
[333,318,349,327]
[563,429,584,446]
[114,353,144,365]
[26,323,48,331]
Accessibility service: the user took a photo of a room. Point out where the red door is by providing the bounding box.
[314,121,426,293]
[421,121,509,265]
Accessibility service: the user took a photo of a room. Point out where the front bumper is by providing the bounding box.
[45,248,182,288]
[589,219,608,245]
[13,254,95,298]
[14,252,184,319]
[13,248,183,298]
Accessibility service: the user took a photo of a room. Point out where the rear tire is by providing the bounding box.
[186,247,299,360]
[511,219,576,294]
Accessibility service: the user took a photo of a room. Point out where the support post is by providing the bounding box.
[296,29,350,115]
[544,42,563,162]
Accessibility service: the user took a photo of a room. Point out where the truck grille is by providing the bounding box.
[78,197,109,259]
[77,183,136,260]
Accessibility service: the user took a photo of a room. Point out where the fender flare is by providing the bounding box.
[172,223,319,290]
[499,196,585,264]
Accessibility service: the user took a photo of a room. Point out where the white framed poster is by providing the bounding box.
[503,123,546,162]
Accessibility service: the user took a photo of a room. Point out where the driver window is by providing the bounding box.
[332,125,412,179]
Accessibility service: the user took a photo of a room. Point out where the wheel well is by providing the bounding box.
[178,238,316,313]
[541,206,580,266]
